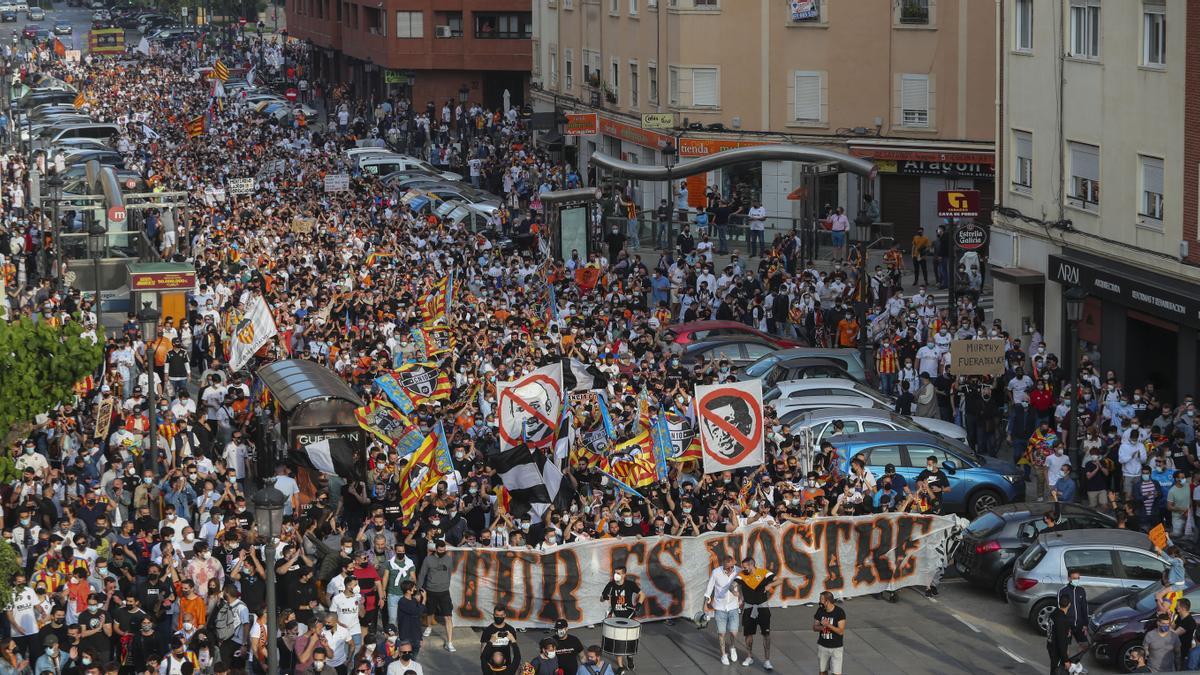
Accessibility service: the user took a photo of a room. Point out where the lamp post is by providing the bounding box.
[253,482,287,675]
[87,223,106,327]
[662,137,679,252]
[46,172,62,289]
[1064,285,1088,479]
[138,301,160,474]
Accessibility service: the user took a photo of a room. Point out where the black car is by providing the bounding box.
[954,501,1116,595]
[0,10,15,22]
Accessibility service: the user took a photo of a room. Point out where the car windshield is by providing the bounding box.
[744,354,780,376]
[1132,582,1165,612]
[964,512,1005,537]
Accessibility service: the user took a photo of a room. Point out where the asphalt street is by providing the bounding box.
[6,2,94,50]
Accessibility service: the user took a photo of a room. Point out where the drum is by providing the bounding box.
[601,617,641,656]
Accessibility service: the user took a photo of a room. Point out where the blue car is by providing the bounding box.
[831,430,1025,517]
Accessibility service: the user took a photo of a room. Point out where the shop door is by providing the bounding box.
[880,175,921,247]
[1126,311,1178,401]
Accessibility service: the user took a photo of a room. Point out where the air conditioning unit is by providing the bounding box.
[435,25,453,38]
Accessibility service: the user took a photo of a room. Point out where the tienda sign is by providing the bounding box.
[564,113,599,136]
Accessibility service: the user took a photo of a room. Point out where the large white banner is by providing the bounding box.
[694,379,765,474]
[446,514,957,628]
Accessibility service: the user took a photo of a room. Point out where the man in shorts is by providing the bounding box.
[416,539,456,651]
[735,556,778,670]
[812,591,846,675]
[703,556,742,666]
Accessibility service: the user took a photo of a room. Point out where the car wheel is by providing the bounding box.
[994,568,1013,599]
[1031,599,1056,635]
[968,489,1003,518]
[1118,639,1144,673]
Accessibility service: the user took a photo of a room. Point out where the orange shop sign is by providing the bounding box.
[678,137,769,157]
[598,117,671,149]
[564,113,600,136]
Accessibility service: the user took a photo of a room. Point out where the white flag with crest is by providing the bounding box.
[228,295,278,372]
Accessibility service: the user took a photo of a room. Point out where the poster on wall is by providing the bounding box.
[790,0,819,21]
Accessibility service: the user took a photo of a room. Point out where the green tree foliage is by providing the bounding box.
[0,318,102,441]
[0,540,18,608]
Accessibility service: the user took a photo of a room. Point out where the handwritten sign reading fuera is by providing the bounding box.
[950,339,1006,376]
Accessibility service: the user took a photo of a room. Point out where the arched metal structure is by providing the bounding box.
[589,144,878,179]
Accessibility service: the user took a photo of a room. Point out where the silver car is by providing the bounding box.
[1007,529,1172,635]
[781,407,970,446]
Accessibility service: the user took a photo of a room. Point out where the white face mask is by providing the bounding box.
[546,651,557,659]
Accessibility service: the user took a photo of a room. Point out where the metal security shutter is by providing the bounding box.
[880,175,922,245]
[1143,157,1163,195]
[901,74,929,126]
[1015,131,1032,162]
[1070,143,1099,181]
[793,72,821,121]
[692,68,718,107]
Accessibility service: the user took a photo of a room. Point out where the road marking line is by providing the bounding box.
[953,615,981,633]
[998,646,1026,664]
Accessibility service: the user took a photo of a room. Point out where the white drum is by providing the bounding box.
[601,617,641,656]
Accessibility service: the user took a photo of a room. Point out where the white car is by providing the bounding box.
[358,154,461,181]
[764,378,894,408]
[780,407,970,448]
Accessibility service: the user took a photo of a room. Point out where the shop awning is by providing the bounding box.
[990,266,1044,286]
[256,359,362,413]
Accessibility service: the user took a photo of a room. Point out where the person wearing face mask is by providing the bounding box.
[600,566,642,672]
[1132,464,1165,527]
[33,634,67,675]
[549,619,583,675]
[384,640,423,675]
[416,540,455,651]
[1143,612,1182,672]
[1120,422,1151,499]
[1046,594,1075,675]
[527,637,560,675]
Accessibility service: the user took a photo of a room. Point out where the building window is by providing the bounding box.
[630,0,638,15]
[609,0,618,13]
[475,12,532,39]
[648,63,658,102]
[395,11,423,38]
[1143,2,1166,67]
[1068,141,1101,208]
[790,0,820,21]
[1014,0,1033,51]
[564,0,573,8]
[691,68,718,107]
[565,49,574,89]
[668,67,679,105]
[549,46,558,86]
[1139,155,1164,222]
[899,0,929,25]
[434,11,463,37]
[609,59,620,104]
[792,71,822,123]
[629,62,639,107]
[1012,130,1033,192]
[900,74,929,127]
[1069,0,1100,59]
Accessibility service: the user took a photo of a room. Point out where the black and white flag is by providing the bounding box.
[562,358,608,392]
[489,444,572,518]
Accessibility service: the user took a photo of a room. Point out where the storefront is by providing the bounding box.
[1049,250,1200,400]
[847,143,995,248]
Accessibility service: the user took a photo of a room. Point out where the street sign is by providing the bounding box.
[285,87,298,102]
[937,189,981,218]
[106,205,126,227]
[239,17,247,26]
[641,113,674,130]
[954,223,988,251]
[564,113,599,136]
[324,174,350,192]
[228,178,255,195]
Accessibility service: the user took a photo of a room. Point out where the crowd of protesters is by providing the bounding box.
[0,13,1193,675]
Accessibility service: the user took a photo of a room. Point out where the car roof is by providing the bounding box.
[767,347,860,359]
[1037,529,1152,549]
[829,430,941,446]
[669,320,755,333]
[772,378,863,392]
[787,407,893,424]
[771,356,848,368]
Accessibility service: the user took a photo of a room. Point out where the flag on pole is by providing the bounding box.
[374,373,415,414]
[212,58,229,81]
[420,271,455,326]
[393,362,452,404]
[227,295,278,372]
[184,114,206,138]
[397,423,451,522]
[73,91,85,109]
[488,444,570,518]
[609,431,659,488]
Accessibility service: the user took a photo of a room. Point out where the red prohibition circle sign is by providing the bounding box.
[697,387,763,466]
[498,373,562,448]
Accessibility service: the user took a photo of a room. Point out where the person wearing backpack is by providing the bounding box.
[210,585,250,669]
[578,646,616,675]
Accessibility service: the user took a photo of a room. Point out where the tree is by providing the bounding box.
[0,317,103,442]
[0,540,18,608]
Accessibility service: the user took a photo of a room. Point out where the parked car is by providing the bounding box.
[0,10,15,22]
[27,6,43,20]
[830,430,1024,517]
[764,378,893,409]
[1089,581,1200,672]
[53,22,72,35]
[666,320,804,349]
[779,407,970,448]
[742,356,858,384]
[769,395,894,416]
[954,502,1116,595]
[680,337,780,368]
[357,154,461,181]
[1007,529,1179,636]
[739,347,867,384]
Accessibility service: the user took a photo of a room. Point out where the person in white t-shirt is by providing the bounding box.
[328,579,365,655]
[746,202,767,258]
[320,611,355,670]
[6,574,39,654]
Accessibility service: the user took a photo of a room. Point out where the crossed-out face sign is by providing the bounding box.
[497,365,564,450]
[695,380,765,474]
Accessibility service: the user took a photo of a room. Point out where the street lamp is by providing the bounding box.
[46,173,63,290]
[138,301,160,474]
[662,139,678,251]
[87,223,106,323]
[253,481,287,675]
[1064,285,1089,480]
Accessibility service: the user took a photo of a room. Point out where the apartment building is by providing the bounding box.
[991,0,1200,395]
[532,0,995,244]
[287,0,531,108]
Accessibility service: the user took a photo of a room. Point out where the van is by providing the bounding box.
[43,123,121,144]
[358,155,461,181]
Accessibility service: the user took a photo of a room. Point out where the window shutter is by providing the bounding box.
[692,69,717,107]
[1071,144,1099,181]
[901,75,928,115]
[793,72,821,121]
[1144,158,1163,195]
[1015,131,1032,160]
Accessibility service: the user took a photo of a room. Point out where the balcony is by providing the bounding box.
[474,11,532,39]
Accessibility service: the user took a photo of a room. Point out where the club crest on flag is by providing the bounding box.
[396,362,450,402]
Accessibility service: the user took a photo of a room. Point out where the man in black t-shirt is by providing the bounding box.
[551,619,585,675]
[735,557,778,670]
[600,566,642,619]
[812,591,846,675]
[915,457,951,515]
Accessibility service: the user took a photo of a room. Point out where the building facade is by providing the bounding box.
[991,0,1200,396]
[287,0,531,109]
[531,0,995,243]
